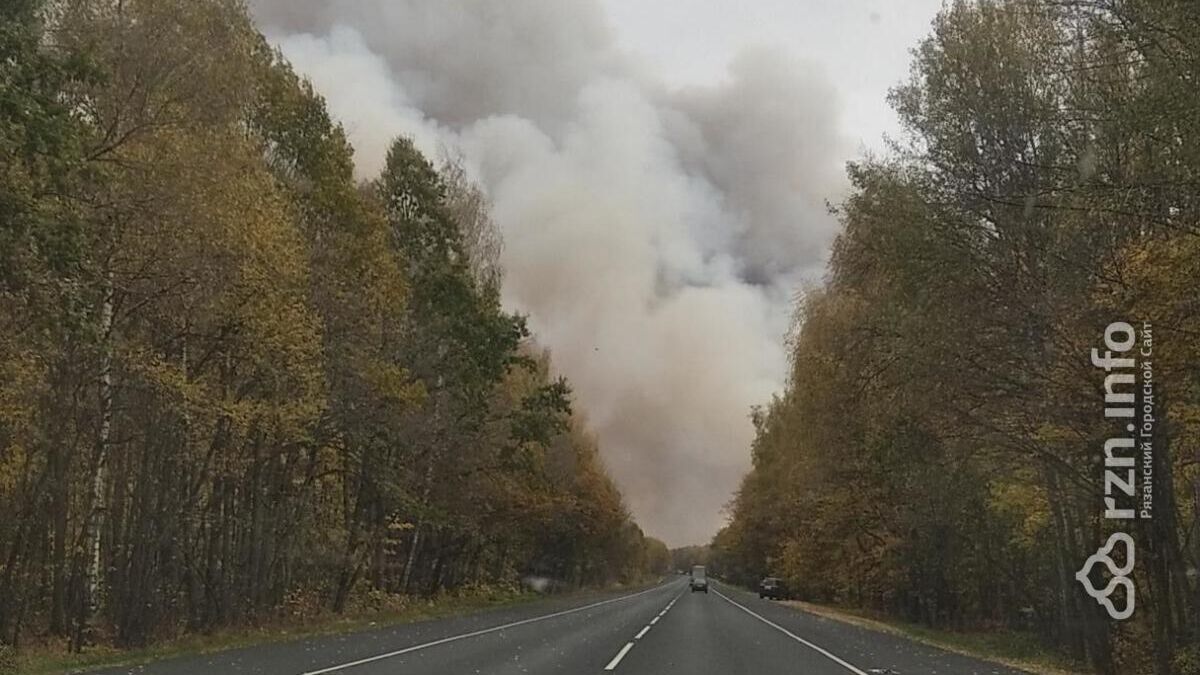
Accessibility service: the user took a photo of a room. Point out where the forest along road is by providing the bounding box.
[91,577,1030,675]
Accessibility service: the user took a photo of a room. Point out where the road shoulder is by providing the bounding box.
[22,580,667,675]
[777,598,1089,675]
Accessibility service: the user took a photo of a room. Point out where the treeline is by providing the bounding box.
[0,0,662,654]
[715,1,1198,674]
[669,546,711,573]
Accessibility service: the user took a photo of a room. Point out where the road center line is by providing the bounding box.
[604,642,635,670]
[600,588,683,670]
[712,586,869,675]
[298,582,673,675]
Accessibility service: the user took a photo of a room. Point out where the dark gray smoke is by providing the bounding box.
[250,0,849,546]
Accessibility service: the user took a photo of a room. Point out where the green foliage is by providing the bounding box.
[0,0,89,287]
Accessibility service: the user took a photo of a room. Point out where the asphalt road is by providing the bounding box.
[91,578,1031,675]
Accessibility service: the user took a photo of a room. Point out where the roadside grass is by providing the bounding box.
[16,582,653,675]
[780,599,1091,675]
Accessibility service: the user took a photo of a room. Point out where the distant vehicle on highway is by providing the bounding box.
[689,565,709,593]
[758,576,786,599]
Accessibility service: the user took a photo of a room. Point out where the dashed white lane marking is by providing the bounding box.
[712,586,869,675]
[601,588,684,670]
[298,583,673,674]
[604,642,635,670]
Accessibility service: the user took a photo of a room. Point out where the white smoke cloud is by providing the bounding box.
[251,0,849,546]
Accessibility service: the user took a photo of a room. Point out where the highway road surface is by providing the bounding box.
[92,578,1029,674]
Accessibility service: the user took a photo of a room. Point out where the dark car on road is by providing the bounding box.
[689,565,709,593]
[759,577,786,599]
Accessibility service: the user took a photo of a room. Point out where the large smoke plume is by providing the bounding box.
[250,0,849,546]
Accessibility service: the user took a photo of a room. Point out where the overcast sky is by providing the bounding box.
[250,0,948,547]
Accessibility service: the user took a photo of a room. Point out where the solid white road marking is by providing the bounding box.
[712,586,869,675]
[604,642,635,670]
[298,582,677,675]
[634,625,651,640]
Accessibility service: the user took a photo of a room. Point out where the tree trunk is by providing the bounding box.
[49,422,70,636]
[401,439,439,594]
[75,271,114,651]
